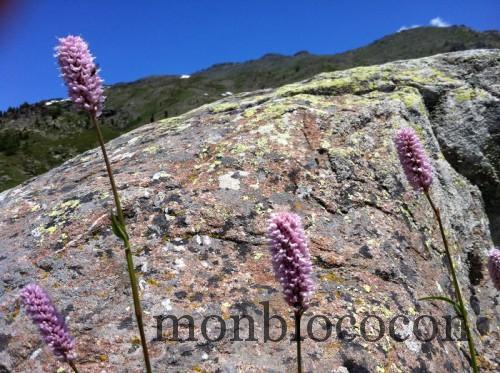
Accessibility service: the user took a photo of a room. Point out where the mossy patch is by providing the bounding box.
[231,143,249,155]
[210,102,240,114]
[143,145,160,154]
[48,199,80,218]
[451,87,489,103]
[388,87,426,114]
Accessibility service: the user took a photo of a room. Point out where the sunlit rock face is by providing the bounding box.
[0,50,499,372]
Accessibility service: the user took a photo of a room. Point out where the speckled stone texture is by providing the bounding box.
[0,50,499,372]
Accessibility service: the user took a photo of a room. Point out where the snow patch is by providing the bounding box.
[44,98,70,106]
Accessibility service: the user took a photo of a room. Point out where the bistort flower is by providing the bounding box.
[267,212,315,311]
[55,35,105,116]
[19,284,76,362]
[488,248,500,290]
[394,127,433,191]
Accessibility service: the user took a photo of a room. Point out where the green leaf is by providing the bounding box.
[111,214,129,243]
[419,296,463,317]
[455,303,466,318]
[419,295,455,305]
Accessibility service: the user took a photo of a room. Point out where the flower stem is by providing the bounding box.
[123,236,151,372]
[294,309,303,373]
[90,114,152,373]
[90,115,124,224]
[424,190,479,372]
[68,361,79,373]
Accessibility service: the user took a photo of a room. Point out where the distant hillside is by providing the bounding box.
[1,25,499,191]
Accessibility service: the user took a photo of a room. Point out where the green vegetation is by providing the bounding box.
[1,26,499,191]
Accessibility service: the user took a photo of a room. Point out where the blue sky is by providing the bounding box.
[0,0,498,110]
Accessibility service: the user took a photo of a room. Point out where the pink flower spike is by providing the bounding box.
[394,127,433,191]
[55,35,105,117]
[488,248,500,290]
[267,212,315,311]
[19,284,76,362]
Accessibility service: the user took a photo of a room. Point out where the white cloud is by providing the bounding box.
[398,17,451,32]
[430,17,450,27]
[398,24,420,32]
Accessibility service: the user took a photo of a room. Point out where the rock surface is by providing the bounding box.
[0,50,499,372]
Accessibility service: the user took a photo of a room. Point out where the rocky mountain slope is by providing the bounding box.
[0,50,499,372]
[1,26,499,192]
